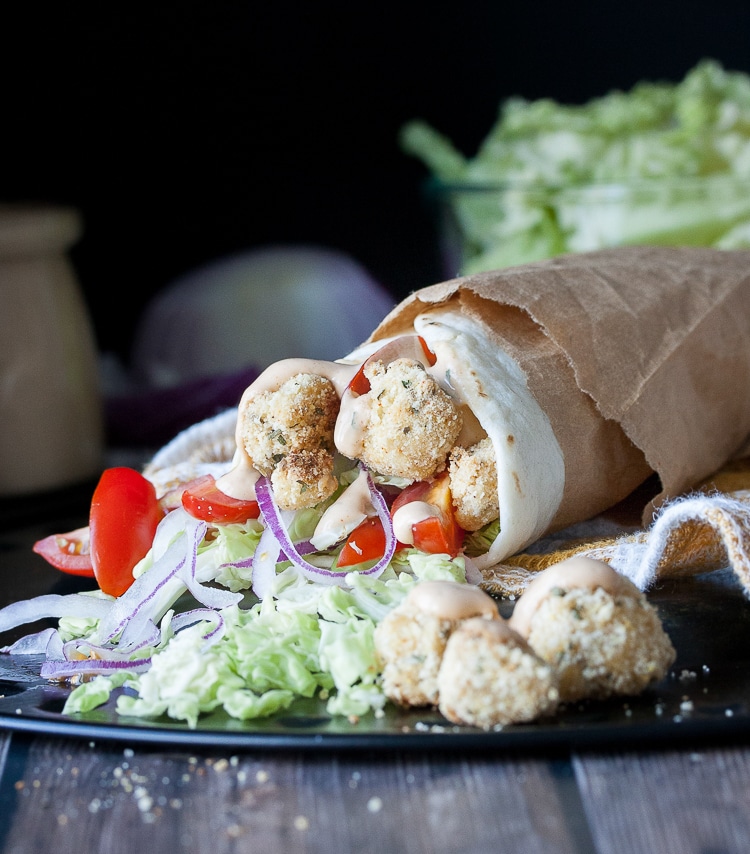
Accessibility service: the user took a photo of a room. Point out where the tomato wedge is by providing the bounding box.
[89,467,163,597]
[346,335,438,396]
[336,516,387,568]
[348,361,371,396]
[181,474,260,525]
[412,513,464,556]
[32,527,94,577]
[390,472,465,557]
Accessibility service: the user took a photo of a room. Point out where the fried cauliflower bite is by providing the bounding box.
[270,449,338,510]
[448,437,499,531]
[521,585,676,702]
[374,580,498,708]
[237,373,339,510]
[509,559,676,703]
[358,358,462,481]
[374,602,452,707]
[437,618,560,729]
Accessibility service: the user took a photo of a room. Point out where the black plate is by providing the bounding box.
[1,509,749,752]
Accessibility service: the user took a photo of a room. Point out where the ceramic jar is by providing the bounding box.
[0,204,104,495]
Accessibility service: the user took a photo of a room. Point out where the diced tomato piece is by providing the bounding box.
[89,467,164,597]
[346,335,437,397]
[32,527,95,577]
[181,474,260,525]
[417,335,437,366]
[390,471,465,557]
[390,471,449,516]
[348,362,371,396]
[412,513,464,556]
[336,516,387,568]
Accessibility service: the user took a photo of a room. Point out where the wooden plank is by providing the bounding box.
[0,736,595,853]
[573,747,750,854]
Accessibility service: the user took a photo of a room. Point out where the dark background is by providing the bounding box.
[4,2,750,365]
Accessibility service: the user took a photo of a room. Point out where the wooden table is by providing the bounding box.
[1,732,749,852]
[1,488,749,853]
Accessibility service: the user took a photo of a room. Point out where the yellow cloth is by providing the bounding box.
[480,458,750,598]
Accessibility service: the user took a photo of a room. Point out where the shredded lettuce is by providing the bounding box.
[401,59,750,272]
[464,519,501,557]
[64,671,135,714]
[403,551,470,583]
[57,589,112,642]
[62,547,470,727]
[202,523,263,592]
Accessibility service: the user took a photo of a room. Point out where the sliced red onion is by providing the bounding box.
[40,657,152,679]
[92,533,192,644]
[1,508,240,682]
[249,534,318,601]
[170,609,225,647]
[1,627,59,655]
[46,630,64,660]
[220,556,254,570]
[92,509,241,645]
[65,619,161,662]
[254,469,395,587]
[118,616,161,651]
[151,506,199,560]
[52,609,226,679]
[250,522,283,599]
[0,593,112,636]
[287,540,316,557]
[182,570,240,611]
[462,555,484,586]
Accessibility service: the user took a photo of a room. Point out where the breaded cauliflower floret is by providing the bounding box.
[374,601,453,708]
[522,585,676,702]
[237,373,339,509]
[438,618,560,729]
[448,437,499,531]
[374,580,498,708]
[270,448,338,511]
[358,358,462,481]
[510,562,676,703]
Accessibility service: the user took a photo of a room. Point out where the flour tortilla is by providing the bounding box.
[345,303,650,568]
[349,247,750,566]
[147,247,750,571]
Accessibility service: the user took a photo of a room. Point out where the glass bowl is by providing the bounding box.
[428,175,750,277]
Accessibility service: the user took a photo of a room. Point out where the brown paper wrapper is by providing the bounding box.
[365,246,750,537]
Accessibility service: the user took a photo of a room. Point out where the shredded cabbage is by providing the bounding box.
[464,519,501,557]
[401,59,750,272]
[62,542,469,727]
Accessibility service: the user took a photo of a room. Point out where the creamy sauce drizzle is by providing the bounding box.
[508,556,638,638]
[458,615,526,644]
[216,450,260,500]
[391,500,435,545]
[310,468,374,550]
[334,392,371,460]
[405,580,498,621]
[218,335,489,502]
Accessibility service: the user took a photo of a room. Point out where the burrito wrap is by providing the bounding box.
[359,246,750,560]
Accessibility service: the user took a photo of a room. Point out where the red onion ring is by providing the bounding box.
[0,593,111,636]
[43,609,226,680]
[1,628,59,655]
[40,657,152,679]
[250,522,284,599]
[170,609,225,647]
[93,510,241,645]
[254,468,396,587]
